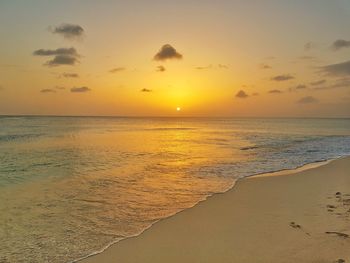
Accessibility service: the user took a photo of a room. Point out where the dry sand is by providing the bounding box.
[81,157,350,263]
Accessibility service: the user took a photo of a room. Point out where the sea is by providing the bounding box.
[0,116,350,262]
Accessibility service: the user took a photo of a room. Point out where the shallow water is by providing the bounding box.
[1,117,350,262]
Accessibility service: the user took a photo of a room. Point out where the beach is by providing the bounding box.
[82,156,350,263]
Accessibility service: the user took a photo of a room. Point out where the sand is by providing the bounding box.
[81,157,350,263]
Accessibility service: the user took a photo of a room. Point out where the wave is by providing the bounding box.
[0,133,43,142]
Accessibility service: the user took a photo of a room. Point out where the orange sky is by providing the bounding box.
[0,0,349,117]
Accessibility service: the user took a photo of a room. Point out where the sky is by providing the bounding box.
[0,0,350,117]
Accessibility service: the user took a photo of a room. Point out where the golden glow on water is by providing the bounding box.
[1,117,350,262]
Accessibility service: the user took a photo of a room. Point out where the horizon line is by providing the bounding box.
[0,114,349,119]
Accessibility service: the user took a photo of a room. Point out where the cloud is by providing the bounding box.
[331,39,350,51]
[61,72,79,78]
[70,86,91,93]
[268,89,283,94]
[196,65,212,70]
[235,90,248,98]
[154,44,183,61]
[109,67,126,73]
[156,65,166,72]
[313,78,350,90]
[260,63,271,69]
[321,60,350,76]
[141,88,152,92]
[271,74,294,81]
[310,79,326,86]
[295,84,307,90]
[304,42,316,51]
[252,92,259,96]
[40,89,56,93]
[51,23,84,40]
[33,48,78,56]
[297,96,318,104]
[45,55,78,67]
[218,64,228,69]
[298,56,316,60]
[33,47,80,67]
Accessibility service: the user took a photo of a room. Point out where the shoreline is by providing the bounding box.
[79,155,350,263]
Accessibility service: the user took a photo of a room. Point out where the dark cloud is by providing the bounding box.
[61,72,79,78]
[154,44,183,61]
[331,39,350,51]
[321,60,350,76]
[252,92,259,96]
[297,96,318,104]
[271,74,294,81]
[304,42,316,51]
[268,89,283,94]
[40,89,56,93]
[310,79,326,86]
[260,63,271,69]
[141,88,152,92]
[109,67,125,73]
[51,23,84,39]
[45,55,78,67]
[156,65,166,72]
[70,86,91,93]
[33,47,80,67]
[235,90,248,98]
[33,47,78,56]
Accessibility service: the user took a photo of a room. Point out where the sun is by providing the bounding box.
[176,107,181,112]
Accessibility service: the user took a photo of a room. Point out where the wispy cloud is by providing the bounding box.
[296,84,307,90]
[304,42,316,51]
[218,64,228,69]
[312,78,350,91]
[260,63,271,69]
[268,89,283,94]
[33,48,78,56]
[331,39,350,51]
[235,90,248,98]
[109,67,126,73]
[154,44,183,61]
[51,23,84,40]
[310,79,326,86]
[70,86,91,93]
[40,89,56,93]
[196,65,212,70]
[298,56,316,60]
[297,96,318,104]
[61,72,79,78]
[156,65,166,72]
[141,88,152,92]
[33,47,80,67]
[321,60,350,76]
[271,74,294,81]
[289,84,307,92]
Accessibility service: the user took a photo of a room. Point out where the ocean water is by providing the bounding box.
[1,116,350,262]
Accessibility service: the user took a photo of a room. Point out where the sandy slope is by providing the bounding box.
[81,157,350,263]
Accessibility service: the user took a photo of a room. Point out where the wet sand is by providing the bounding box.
[81,157,350,263]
